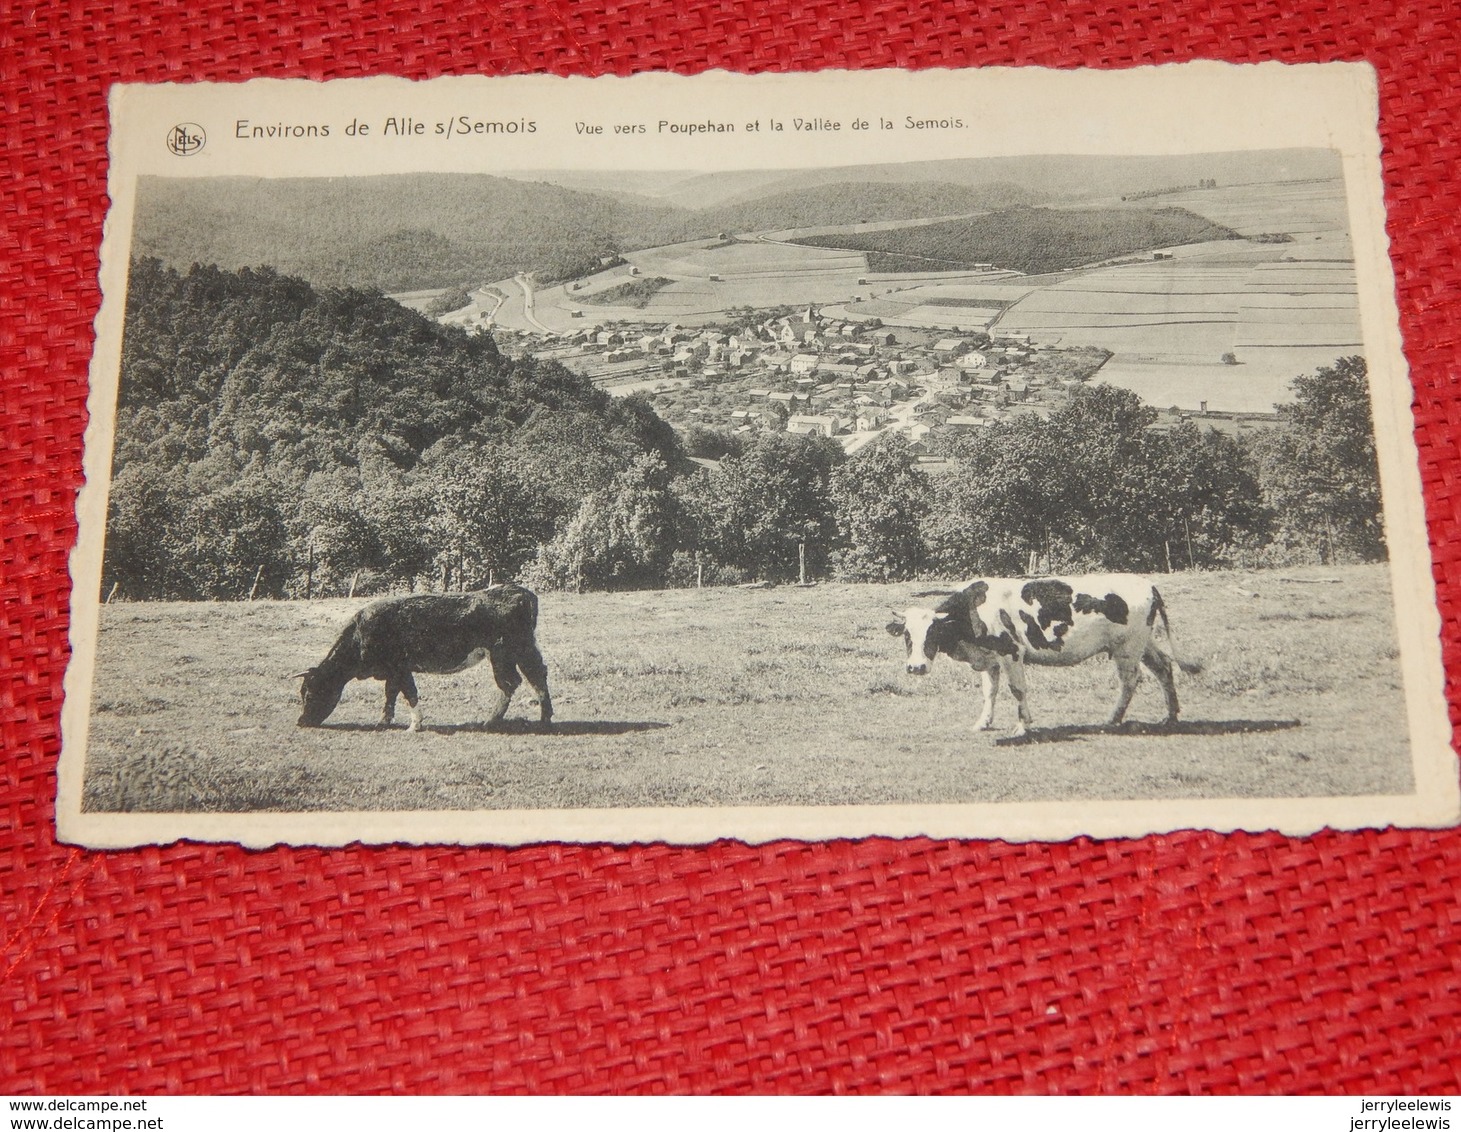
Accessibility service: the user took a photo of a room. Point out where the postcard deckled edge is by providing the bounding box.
[57,62,1460,848]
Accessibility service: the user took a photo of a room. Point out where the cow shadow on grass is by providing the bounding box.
[994,718,1301,746]
[317,719,669,737]
[432,719,670,737]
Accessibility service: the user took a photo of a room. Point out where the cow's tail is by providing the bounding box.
[1148,586,1203,674]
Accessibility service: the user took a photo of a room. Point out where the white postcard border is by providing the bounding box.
[59,62,1460,847]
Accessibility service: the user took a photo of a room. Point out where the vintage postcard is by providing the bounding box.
[59,63,1459,847]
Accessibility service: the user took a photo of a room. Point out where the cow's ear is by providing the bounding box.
[932,610,952,621]
[885,619,905,637]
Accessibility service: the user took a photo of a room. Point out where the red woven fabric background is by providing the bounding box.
[3,0,1460,1095]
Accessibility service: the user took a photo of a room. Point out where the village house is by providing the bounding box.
[933,337,968,362]
[955,351,989,371]
[789,353,820,375]
[787,414,844,437]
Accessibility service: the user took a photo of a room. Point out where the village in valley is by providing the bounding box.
[466,300,1282,467]
[409,168,1358,461]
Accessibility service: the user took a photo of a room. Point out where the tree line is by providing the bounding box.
[102,261,1383,601]
[792,206,1240,275]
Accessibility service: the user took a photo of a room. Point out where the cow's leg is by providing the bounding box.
[515,642,554,723]
[1109,650,1143,726]
[973,663,1000,730]
[381,679,400,728]
[1002,658,1033,737]
[1142,645,1179,724]
[487,643,523,723]
[400,672,422,732]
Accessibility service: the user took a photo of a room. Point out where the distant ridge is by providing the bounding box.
[504,149,1342,208]
[131,149,1342,293]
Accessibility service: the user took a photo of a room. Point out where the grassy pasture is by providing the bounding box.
[80,565,1413,816]
[1160,179,1350,239]
[1094,350,1360,413]
[902,306,1001,330]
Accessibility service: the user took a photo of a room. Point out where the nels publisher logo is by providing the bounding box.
[166,122,206,156]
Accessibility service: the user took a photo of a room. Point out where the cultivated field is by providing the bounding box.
[993,239,1361,411]
[471,175,1363,408]
[1160,178,1354,258]
[80,564,1413,815]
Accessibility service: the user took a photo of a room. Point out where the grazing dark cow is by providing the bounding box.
[887,574,1200,737]
[294,584,552,730]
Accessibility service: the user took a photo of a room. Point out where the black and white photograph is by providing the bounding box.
[59,66,1458,845]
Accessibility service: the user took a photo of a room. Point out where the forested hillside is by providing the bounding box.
[697,179,1035,234]
[131,175,1039,293]
[103,260,682,600]
[791,206,1241,273]
[132,176,672,293]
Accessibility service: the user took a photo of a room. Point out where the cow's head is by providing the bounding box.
[294,667,344,727]
[886,606,951,676]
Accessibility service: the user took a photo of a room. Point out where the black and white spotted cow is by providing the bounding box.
[294,584,552,731]
[887,575,1201,737]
